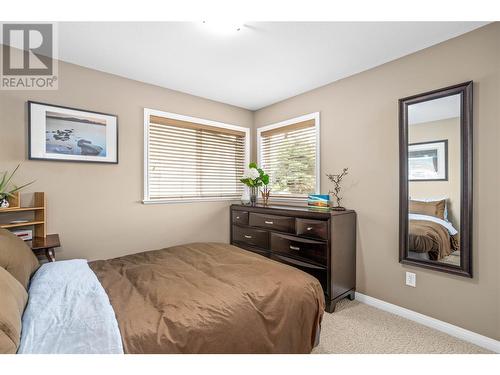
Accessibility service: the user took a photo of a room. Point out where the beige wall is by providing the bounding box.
[0,59,253,261]
[254,23,500,340]
[1,23,498,341]
[409,117,461,227]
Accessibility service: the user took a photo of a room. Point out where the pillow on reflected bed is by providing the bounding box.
[410,197,449,221]
[0,228,40,290]
[409,199,446,220]
[0,266,28,354]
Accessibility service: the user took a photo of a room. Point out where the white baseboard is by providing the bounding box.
[355,292,500,353]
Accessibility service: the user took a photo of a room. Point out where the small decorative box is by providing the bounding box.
[307,194,330,210]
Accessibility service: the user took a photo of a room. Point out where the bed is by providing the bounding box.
[0,229,324,354]
[408,199,459,261]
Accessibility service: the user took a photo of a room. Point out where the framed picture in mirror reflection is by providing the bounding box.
[408,140,448,181]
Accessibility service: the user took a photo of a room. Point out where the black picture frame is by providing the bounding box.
[28,101,119,164]
[408,139,448,182]
[399,81,473,278]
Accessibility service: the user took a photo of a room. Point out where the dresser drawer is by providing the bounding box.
[249,213,295,233]
[296,218,328,240]
[232,225,269,249]
[270,253,328,294]
[232,210,249,225]
[270,232,327,265]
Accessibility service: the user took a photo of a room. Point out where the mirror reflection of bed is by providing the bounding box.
[407,94,461,266]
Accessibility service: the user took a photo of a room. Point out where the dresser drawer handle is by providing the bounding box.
[290,245,300,251]
[307,227,313,231]
[264,221,274,225]
[236,216,240,219]
[244,235,253,239]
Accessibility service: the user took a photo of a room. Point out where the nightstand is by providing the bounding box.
[29,234,60,262]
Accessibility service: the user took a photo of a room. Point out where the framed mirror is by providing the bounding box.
[399,82,473,277]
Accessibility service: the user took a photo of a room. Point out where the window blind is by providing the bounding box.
[260,118,317,197]
[146,114,247,200]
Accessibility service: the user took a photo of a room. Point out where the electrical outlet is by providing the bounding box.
[405,272,416,287]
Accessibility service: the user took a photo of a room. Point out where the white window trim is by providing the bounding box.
[257,112,321,202]
[143,108,251,204]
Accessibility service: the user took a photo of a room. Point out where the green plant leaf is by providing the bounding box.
[3,164,20,189]
[8,180,35,194]
[248,162,257,169]
[0,171,7,192]
[0,164,35,196]
[261,174,269,185]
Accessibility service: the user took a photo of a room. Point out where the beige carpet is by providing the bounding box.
[440,250,461,266]
[312,299,491,354]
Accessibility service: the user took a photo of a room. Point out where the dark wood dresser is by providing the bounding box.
[230,204,356,312]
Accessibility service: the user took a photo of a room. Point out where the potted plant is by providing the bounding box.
[0,165,35,209]
[240,162,269,206]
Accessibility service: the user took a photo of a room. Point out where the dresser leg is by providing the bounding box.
[45,248,56,262]
[326,290,356,312]
[325,300,337,313]
[348,290,356,301]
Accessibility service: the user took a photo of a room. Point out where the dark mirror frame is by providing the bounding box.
[399,81,473,277]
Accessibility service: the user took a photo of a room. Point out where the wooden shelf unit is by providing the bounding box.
[6,191,20,209]
[0,192,47,238]
[1,220,45,229]
[0,206,45,213]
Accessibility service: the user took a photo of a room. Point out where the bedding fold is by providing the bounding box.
[409,219,459,260]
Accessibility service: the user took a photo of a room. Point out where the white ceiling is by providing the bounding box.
[408,94,461,125]
[57,22,488,110]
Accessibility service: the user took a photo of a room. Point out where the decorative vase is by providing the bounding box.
[241,185,251,205]
[0,196,9,209]
[261,187,270,206]
[250,186,258,206]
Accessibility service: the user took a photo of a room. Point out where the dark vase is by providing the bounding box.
[250,186,258,206]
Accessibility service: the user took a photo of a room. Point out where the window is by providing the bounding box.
[144,109,250,203]
[257,113,320,199]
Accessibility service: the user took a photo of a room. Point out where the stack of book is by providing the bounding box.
[307,194,330,211]
[11,229,33,241]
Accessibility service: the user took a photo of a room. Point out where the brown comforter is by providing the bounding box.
[89,242,324,354]
[409,220,459,260]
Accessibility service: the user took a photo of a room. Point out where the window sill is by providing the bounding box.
[143,196,311,206]
[143,197,241,205]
